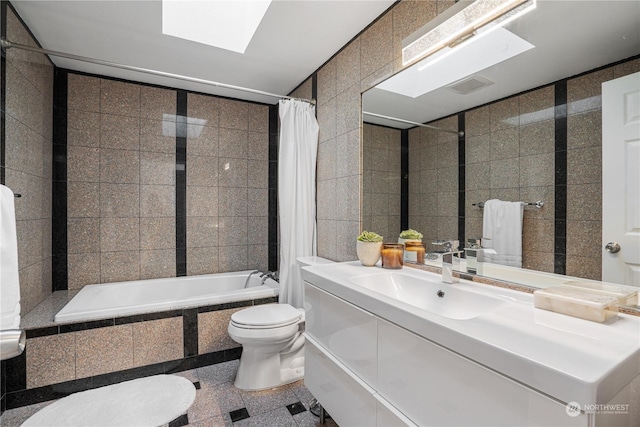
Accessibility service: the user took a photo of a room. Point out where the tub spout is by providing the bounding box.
[244,270,262,288]
[260,271,278,285]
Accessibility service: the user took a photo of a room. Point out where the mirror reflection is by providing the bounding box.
[361,0,640,308]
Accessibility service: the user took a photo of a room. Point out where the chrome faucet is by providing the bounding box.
[259,271,278,285]
[435,240,461,284]
[464,238,484,275]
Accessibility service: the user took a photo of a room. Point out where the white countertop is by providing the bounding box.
[301,261,640,406]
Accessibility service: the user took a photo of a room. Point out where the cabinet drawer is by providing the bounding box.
[304,282,377,387]
[305,337,377,427]
[377,319,588,427]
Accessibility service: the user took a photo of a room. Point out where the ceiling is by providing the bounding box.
[9,0,396,105]
[363,0,640,129]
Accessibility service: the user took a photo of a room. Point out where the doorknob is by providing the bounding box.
[605,242,621,253]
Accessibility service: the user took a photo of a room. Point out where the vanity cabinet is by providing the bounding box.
[304,281,589,427]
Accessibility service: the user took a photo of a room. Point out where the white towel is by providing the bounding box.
[482,199,524,268]
[0,184,21,330]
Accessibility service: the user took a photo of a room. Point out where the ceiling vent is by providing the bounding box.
[446,75,494,94]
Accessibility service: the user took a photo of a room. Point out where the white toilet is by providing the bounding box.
[228,256,333,391]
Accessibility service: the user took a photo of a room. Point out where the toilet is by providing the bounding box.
[228,256,333,391]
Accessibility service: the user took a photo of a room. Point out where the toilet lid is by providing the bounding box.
[231,304,303,328]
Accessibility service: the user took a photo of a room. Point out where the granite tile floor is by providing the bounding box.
[0,360,339,427]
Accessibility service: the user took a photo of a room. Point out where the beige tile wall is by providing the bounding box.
[362,123,401,241]
[66,76,270,289]
[66,75,177,288]
[315,0,454,261]
[186,95,270,275]
[463,86,556,273]
[2,8,54,314]
[408,116,459,251]
[25,317,183,389]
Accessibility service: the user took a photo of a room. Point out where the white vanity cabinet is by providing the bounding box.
[304,281,588,427]
[377,319,587,427]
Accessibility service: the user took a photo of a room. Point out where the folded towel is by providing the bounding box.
[482,199,524,268]
[0,184,21,330]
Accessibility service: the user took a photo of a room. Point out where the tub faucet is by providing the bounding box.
[260,271,278,285]
[438,240,461,284]
[244,270,261,288]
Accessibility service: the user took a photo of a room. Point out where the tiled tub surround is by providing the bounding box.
[63,72,270,290]
[2,290,278,411]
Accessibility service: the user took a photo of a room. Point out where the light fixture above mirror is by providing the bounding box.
[402,0,537,67]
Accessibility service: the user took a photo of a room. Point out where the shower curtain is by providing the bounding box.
[278,99,319,308]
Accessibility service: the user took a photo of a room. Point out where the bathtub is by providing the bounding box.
[54,270,279,323]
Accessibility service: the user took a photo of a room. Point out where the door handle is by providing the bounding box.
[604,242,621,253]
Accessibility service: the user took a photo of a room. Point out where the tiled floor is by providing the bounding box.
[0,360,339,427]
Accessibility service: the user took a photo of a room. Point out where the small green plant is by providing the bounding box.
[357,231,383,242]
[399,229,423,239]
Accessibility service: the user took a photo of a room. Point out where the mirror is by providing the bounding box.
[362,1,640,308]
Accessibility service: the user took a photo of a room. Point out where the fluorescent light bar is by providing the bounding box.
[379,27,534,98]
[402,0,536,66]
[162,0,271,54]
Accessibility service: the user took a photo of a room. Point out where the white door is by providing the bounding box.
[602,72,640,287]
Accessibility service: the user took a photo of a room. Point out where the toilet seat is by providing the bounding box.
[230,304,303,329]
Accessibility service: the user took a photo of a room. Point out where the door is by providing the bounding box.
[602,71,640,287]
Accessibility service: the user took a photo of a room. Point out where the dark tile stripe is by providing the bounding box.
[554,81,568,275]
[168,414,189,427]
[458,113,466,247]
[182,308,198,357]
[176,91,188,276]
[52,69,68,291]
[268,104,279,272]
[400,129,409,232]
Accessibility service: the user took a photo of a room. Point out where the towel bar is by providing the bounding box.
[472,200,544,209]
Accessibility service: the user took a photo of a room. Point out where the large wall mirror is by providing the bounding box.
[362,1,640,309]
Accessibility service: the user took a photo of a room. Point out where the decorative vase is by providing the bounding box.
[356,241,382,266]
[398,238,421,263]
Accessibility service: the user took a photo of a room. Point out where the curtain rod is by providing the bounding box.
[363,111,464,137]
[0,38,315,105]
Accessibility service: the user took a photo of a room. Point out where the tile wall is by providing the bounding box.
[362,123,401,241]
[463,86,556,273]
[408,116,459,251]
[1,5,54,315]
[315,0,454,261]
[63,74,270,290]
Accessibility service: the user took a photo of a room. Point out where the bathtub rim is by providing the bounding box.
[53,270,279,325]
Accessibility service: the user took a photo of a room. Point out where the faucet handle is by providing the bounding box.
[432,239,459,251]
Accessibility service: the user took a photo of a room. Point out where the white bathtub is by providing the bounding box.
[54,270,279,323]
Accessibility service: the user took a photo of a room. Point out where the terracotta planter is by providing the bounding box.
[356,241,382,266]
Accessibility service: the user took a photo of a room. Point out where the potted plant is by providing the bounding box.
[399,229,423,262]
[356,231,383,266]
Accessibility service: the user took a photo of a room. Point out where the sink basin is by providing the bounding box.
[349,272,506,320]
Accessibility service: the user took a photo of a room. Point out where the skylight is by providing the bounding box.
[162,0,272,54]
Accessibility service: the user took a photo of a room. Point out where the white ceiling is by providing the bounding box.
[363,0,640,129]
[9,0,395,104]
